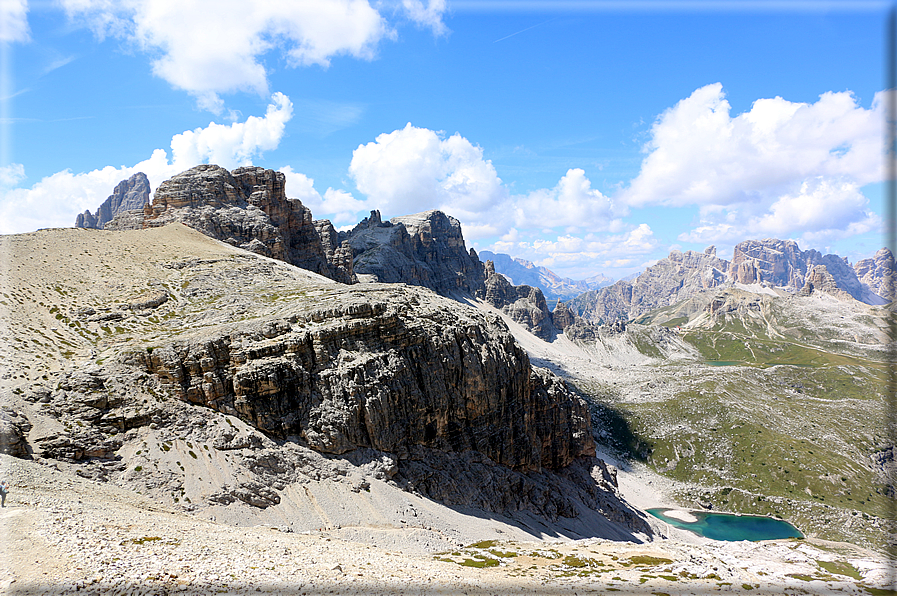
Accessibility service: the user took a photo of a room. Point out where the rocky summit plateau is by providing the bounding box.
[1,165,893,595]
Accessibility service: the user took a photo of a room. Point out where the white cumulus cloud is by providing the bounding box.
[0,0,30,43]
[486,224,659,279]
[513,168,622,232]
[400,0,448,35]
[0,163,25,187]
[349,123,507,223]
[348,124,625,240]
[279,166,367,226]
[0,93,294,233]
[624,83,885,246]
[170,92,292,169]
[60,0,446,112]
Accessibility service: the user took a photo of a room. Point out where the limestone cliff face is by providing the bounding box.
[5,222,644,533]
[105,165,355,284]
[571,240,884,324]
[729,239,870,302]
[799,265,855,300]
[482,261,557,340]
[855,248,896,302]
[129,286,592,473]
[344,210,486,296]
[570,247,728,324]
[75,172,150,229]
[550,301,577,330]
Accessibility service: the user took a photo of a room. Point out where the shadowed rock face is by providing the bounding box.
[344,210,486,296]
[129,288,593,472]
[799,265,854,300]
[105,165,355,284]
[75,172,150,230]
[482,261,557,340]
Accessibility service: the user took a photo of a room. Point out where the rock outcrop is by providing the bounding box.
[482,261,557,340]
[75,172,150,229]
[855,248,896,302]
[570,246,729,324]
[730,239,869,301]
[550,301,577,330]
[105,165,355,284]
[799,265,855,300]
[2,224,646,534]
[0,407,32,458]
[344,210,486,296]
[129,289,591,472]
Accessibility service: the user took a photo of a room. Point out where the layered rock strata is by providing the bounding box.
[571,240,888,324]
[75,172,150,229]
[730,239,869,301]
[104,165,355,284]
[343,210,486,296]
[798,265,855,300]
[855,248,896,302]
[128,290,593,472]
[2,224,644,533]
[482,261,557,340]
[570,246,729,324]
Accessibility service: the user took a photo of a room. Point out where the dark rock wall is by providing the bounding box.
[130,292,594,473]
[345,210,486,296]
[482,261,557,340]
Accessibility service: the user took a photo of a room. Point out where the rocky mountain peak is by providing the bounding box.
[570,238,890,325]
[855,247,896,301]
[102,165,355,284]
[343,209,486,296]
[478,250,613,301]
[75,172,150,229]
[799,264,854,300]
[482,260,557,340]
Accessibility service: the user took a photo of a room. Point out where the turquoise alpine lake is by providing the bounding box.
[647,508,803,541]
[705,360,741,366]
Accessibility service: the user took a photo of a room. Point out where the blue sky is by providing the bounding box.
[0,0,892,280]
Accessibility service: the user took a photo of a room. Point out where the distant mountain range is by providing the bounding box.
[478,250,613,301]
[568,242,895,325]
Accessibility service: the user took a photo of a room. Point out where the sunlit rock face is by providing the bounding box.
[855,248,896,302]
[104,165,355,284]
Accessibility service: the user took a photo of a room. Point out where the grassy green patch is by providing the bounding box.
[863,587,897,595]
[128,536,165,545]
[459,558,499,568]
[817,560,862,580]
[627,555,673,566]
[786,573,818,582]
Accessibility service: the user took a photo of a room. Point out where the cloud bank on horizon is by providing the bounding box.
[0,0,888,280]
